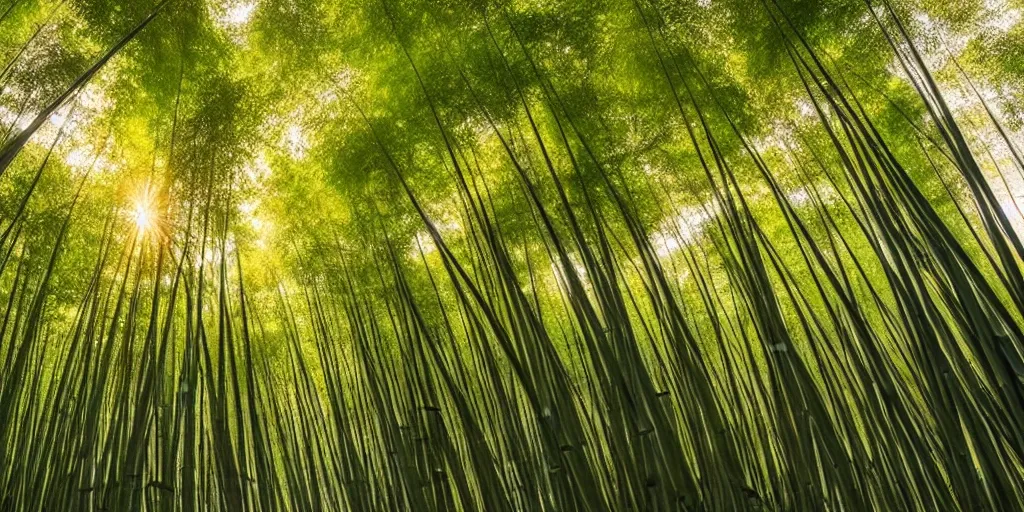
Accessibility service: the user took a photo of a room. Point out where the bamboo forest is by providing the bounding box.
[5,0,1024,510]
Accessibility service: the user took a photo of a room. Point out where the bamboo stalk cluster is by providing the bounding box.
[1,0,1024,510]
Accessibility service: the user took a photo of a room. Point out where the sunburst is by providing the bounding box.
[130,181,163,239]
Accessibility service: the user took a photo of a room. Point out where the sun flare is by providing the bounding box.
[130,183,159,236]
[133,202,154,233]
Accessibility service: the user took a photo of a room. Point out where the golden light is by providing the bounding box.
[130,181,160,237]
[133,201,154,233]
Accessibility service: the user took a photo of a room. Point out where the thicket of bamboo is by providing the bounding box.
[2,0,1024,510]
